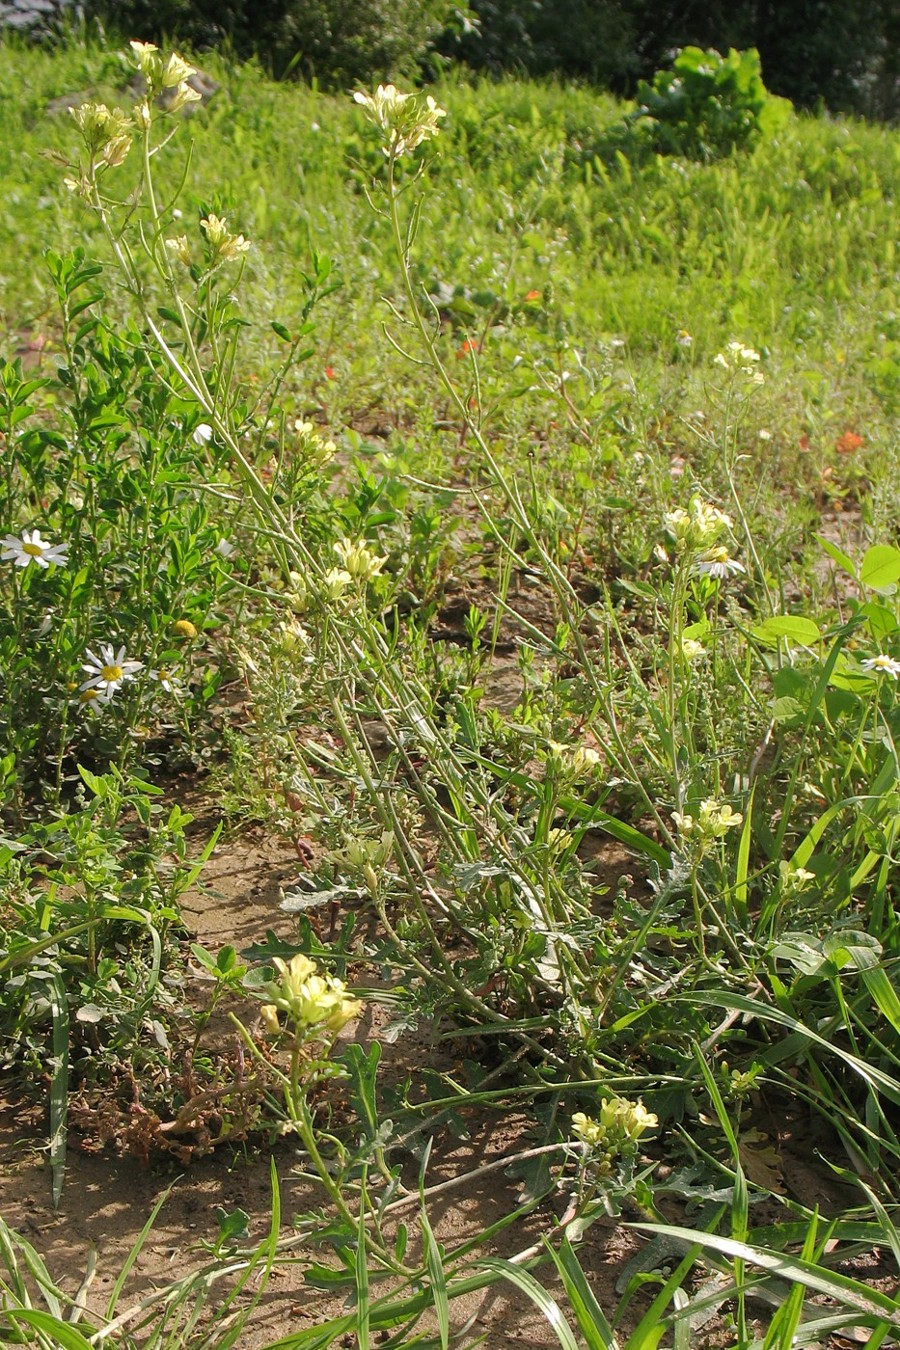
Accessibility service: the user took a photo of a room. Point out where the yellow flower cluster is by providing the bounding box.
[672,798,743,858]
[664,497,733,554]
[332,830,395,875]
[69,102,133,169]
[294,419,337,469]
[201,213,252,264]
[572,1097,658,1174]
[546,740,602,778]
[259,954,362,1038]
[332,829,395,895]
[713,341,765,385]
[333,537,387,582]
[130,40,201,112]
[353,84,446,158]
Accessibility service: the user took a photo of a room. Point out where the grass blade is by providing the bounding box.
[354,1167,371,1350]
[420,1201,449,1350]
[475,1257,580,1350]
[631,1223,900,1325]
[543,1236,618,1349]
[3,1309,95,1349]
[105,1183,175,1320]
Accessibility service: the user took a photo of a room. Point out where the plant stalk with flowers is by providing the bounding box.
[60,51,764,1081]
[360,85,759,967]
[45,50,900,1280]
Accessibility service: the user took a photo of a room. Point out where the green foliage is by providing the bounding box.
[451,0,897,118]
[632,46,789,161]
[2,32,900,1346]
[0,766,217,1200]
[0,287,235,806]
[83,0,463,84]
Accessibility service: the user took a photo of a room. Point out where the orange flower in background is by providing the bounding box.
[456,337,479,359]
[835,431,863,454]
[324,365,335,379]
[524,289,541,302]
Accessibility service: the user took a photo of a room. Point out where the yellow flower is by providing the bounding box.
[680,638,707,661]
[333,537,387,582]
[162,53,196,88]
[572,1111,605,1148]
[100,134,133,168]
[262,954,362,1034]
[168,81,202,115]
[201,213,251,263]
[352,84,446,158]
[130,41,161,82]
[698,799,743,837]
[165,235,192,267]
[322,568,353,600]
[173,618,197,638]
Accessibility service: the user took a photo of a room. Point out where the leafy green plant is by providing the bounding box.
[630,46,790,161]
[0,765,219,1201]
[0,277,239,808]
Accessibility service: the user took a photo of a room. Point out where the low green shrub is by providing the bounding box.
[82,0,462,84]
[632,45,790,161]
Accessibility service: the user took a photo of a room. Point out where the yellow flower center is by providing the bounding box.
[101,664,123,681]
[23,542,44,556]
[79,689,99,704]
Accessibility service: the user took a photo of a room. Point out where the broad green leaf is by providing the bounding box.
[860,545,900,591]
[815,535,857,580]
[860,601,898,640]
[752,615,820,647]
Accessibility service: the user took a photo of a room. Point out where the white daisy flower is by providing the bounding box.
[862,655,900,679]
[80,644,143,702]
[215,538,236,558]
[193,423,213,447]
[2,529,69,570]
[694,547,746,580]
[149,667,182,694]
